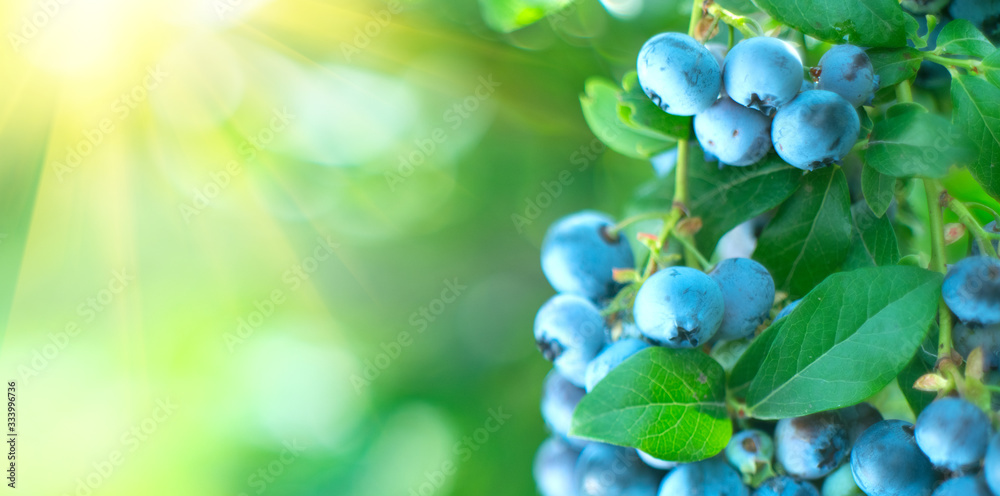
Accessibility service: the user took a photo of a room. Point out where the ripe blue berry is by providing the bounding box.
[658,457,749,496]
[637,33,722,116]
[541,370,587,446]
[709,258,775,341]
[542,211,635,301]
[535,294,608,387]
[724,37,804,116]
[838,403,883,445]
[985,432,1000,495]
[755,476,819,496]
[943,256,1000,326]
[634,266,725,348]
[775,412,849,480]
[771,90,860,171]
[694,97,773,166]
[816,45,878,108]
[914,397,992,471]
[725,429,774,478]
[535,437,583,496]
[821,464,863,496]
[575,443,663,496]
[775,299,801,321]
[931,475,992,496]
[953,322,1000,370]
[850,420,937,496]
[585,338,651,392]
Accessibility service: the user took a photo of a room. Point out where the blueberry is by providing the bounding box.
[633,266,725,348]
[821,464,864,496]
[775,412,849,480]
[943,256,1000,326]
[585,339,651,392]
[637,33,722,116]
[954,322,1000,370]
[837,403,883,445]
[723,37,804,116]
[725,429,774,478]
[535,437,583,496]
[915,397,992,471]
[694,97,773,167]
[931,475,993,496]
[816,45,877,108]
[542,211,636,301]
[754,476,819,496]
[658,457,749,496]
[541,370,588,446]
[985,432,1000,495]
[775,299,801,321]
[535,294,608,386]
[575,443,663,496]
[850,420,937,496]
[771,90,860,171]
[637,449,679,471]
[709,258,775,341]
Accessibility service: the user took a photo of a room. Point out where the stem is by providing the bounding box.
[705,3,763,38]
[688,0,704,38]
[673,233,712,270]
[728,24,735,49]
[925,53,983,74]
[966,202,1000,227]
[896,79,913,103]
[947,197,999,258]
[609,211,672,237]
[924,179,954,360]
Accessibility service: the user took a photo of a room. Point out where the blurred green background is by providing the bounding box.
[0,0,698,494]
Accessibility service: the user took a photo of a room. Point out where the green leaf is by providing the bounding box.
[861,163,895,217]
[750,0,910,47]
[897,323,938,417]
[619,72,691,141]
[580,78,674,159]
[753,166,852,298]
[745,266,943,419]
[630,153,802,255]
[937,19,996,59]
[867,47,923,103]
[865,103,977,178]
[478,0,574,32]
[728,321,783,398]
[982,50,1000,88]
[841,202,901,270]
[570,348,731,462]
[951,75,1000,202]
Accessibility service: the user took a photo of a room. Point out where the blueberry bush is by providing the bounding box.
[509,0,1000,494]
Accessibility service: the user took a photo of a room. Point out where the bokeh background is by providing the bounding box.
[0,0,701,495]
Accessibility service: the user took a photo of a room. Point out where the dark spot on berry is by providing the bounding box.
[537,337,565,362]
[598,225,619,244]
[810,67,821,80]
[732,129,739,137]
[742,437,758,453]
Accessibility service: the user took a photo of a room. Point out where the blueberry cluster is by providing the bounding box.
[532,211,1000,496]
[637,33,877,171]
